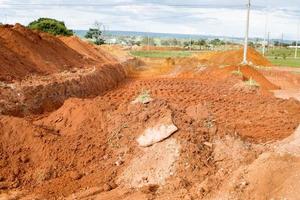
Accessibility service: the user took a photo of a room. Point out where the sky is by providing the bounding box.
[0,0,300,40]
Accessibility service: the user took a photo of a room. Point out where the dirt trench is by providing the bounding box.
[0,63,133,116]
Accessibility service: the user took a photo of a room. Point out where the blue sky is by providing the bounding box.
[0,0,300,40]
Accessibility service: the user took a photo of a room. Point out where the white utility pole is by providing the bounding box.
[242,0,251,64]
[262,12,268,56]
[295,22,299,58]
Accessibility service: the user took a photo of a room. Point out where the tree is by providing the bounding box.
[85,21,105,45]
[28,18,73,36]
[210,38,225,46]
[141,37,155,46]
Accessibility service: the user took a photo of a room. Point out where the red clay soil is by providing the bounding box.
[0,75,299,199]
[0,64,127,116]
[0,24,89,82]
[209,65,280,90]
[199,48,272,67]
[59,36,118,64]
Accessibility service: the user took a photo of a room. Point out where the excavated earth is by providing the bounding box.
[1,24,300,200]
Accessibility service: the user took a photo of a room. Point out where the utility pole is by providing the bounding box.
[281,33,284,48]
[242,0,251,65]
[295,22,299,59]
[262,12,268,56]
[267,32,270,52]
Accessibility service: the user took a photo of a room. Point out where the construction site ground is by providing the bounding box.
[0,24,300,200]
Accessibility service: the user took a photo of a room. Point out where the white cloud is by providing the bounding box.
[0,0,299,40]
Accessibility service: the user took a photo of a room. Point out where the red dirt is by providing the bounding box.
[59,36,118,64]
[0,24,91,82]
[197,47,272,67]
[209,65,280,90]
[1,27,300,199]
[1,75,299,199]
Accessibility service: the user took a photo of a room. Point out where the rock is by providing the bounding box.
[69,171,83,180]
[137,111,178,147]
[184,194,193,200]
[132,91,153,104]
[115,158,124,166]
[109,182,118,190]
[102,183,112,191]
[0,182,10,189]
[140,184,159,194]
[203,142,213,148]
[19,154,30,163]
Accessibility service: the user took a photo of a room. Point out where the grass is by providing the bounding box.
[130,50,193,58]
[231,70,243,76]
[267,57,300,68]
[132,90,152,104]
[244,77,260,87]
[262,48,300,68]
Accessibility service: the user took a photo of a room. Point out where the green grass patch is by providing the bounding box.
[244,77,260,87]
[130,50,193,58]
[231,70,243,76]
[268,57,300,68]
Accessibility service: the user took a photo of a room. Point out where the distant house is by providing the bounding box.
[288,45,299,49]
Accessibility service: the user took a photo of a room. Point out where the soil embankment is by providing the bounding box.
[0,24,89,82]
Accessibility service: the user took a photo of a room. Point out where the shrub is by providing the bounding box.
[28,18,73,36]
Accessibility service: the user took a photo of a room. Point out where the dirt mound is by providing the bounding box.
[0,24,89,82]
[59,36,117,64]
[1,75,299,199]
[196,48,272,67]
[209,65,280,90]
[0,64,127,116]
[99,45,132,62]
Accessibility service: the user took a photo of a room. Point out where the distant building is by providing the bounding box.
[288,46,299,49]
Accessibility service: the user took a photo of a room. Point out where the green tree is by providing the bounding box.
[28,18,73,36]
[141,37,155,46]
[85,21,105,45]
[210,38,225,46]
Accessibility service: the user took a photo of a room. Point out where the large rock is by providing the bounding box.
[137,111,178,147]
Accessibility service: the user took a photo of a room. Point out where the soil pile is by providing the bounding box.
[196,48,272,67]
[0,24,90,82]
[209,65,280,90]
[59,36,117,64]
[0,75,299,199]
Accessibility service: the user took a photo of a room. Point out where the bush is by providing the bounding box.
[85,28,105,45]
[28,18,73,36]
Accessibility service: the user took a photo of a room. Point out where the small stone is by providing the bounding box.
[0,182,10,189]
[203,142,213,148]
[184,194,193,200]
[19,155,30,163]
[102,183,112,191]
[115,159,124,166]
[140,184,159,194]
[69,171,83,180]
[109,182,118,190]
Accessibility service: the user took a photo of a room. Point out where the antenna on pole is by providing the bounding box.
[242,0,251,65]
